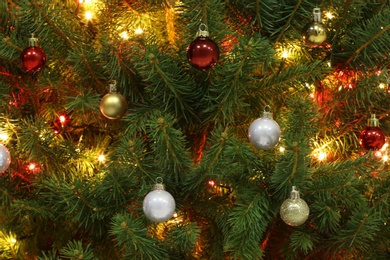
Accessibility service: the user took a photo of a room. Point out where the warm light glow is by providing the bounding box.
[318,151,327,161]
[9,237,17,244]
[279,146,285,153]
[375,151,383,158]
[282,49,288,59]
[120,31,129,39]
[382,154,388,162]
[59,115,66,124]
[173,213,178,218]
[325,12,334,19]
[28,163,36,171]
[85,11,93,20]
[0,132,8,141]
[379,83,386,89]
[98,154,105,162]
[135,28,143,35]
[208,180,216,187]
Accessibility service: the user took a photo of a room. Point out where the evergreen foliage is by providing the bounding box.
[0,0,390,259]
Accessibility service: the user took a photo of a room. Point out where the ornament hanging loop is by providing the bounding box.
[197,23,209,37]
[109,80,117,93]
[312,8,322,22]
[369,114,380,127]
[154,177,165,190]
[263,105,272,119]
[290,186,300,200]
[29,33,38,47]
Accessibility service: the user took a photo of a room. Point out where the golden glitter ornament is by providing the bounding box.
[100,81,127,119]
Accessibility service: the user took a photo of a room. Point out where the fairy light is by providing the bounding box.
[208,180,216,187]
[98,154,105,163]
[382,154,388,162]
[135,27,143,35]
[317,151,327,161]
[85,11,93,20]
[28,163,36,171]
[282,49,288,59]
[379,83,386,89]
[0,132,8,141]
[279,146,285,153]
[325,12,334,19]
[120,31,129,39]
[59,115,66,124]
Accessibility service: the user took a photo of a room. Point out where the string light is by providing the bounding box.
[281,49,288,59]
[318,151,327,161]
[0,132,8,141]
[98,154,105,163]
[208,180,216,187]
[325,12,334,19]
[120,31,129,39]
[279,146,285,153]
[135,27,143,35]
[379,83,386,89]
[28,163,36,171]
[85,11,93,20]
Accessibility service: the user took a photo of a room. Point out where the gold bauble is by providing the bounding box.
[100,93,127,119]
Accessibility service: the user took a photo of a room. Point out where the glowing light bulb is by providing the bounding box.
[279,146,285,153]
[59,115,66,124]
[85,11,93,20]
[318,151,327,161]
[173,213,178,218]
[0,132,8,141]
[282,49,288,59]
[120,31,129,39]
[382,154,388,162]
[379,83,386,89]
[98,154,105,162]
[28,163,36,171]
[325,12,334,19]
[208,180,215,187]
[135,28,143,35]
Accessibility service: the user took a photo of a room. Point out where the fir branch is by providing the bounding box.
[274,0,302,44]
[344,25,390,66]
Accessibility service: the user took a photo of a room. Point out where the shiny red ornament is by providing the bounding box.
[187,24,219,71]
[20,35,46,72]
[359,114,386,150]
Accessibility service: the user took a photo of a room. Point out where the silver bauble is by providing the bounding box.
[302,21,327,48]
[100,93,127,119]
[280,186,309,226]
[143,183,175,223]
[248,112,281,150]
[0,144,11,173]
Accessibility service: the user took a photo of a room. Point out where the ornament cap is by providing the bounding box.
[290,186,300,200]
[369,114,380,127]
[312,8,322,22]
[109,80,117,93]
[197,23,210,38]
[262,105,273,119]
[28,33,38,47]
[153,177,165,190]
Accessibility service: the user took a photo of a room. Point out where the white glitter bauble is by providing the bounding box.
[248,111,281,150]
[143,183,175,223]
[280,186,309,226]
[0,144,11,173]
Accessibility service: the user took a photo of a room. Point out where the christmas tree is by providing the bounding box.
[1,0,390,259]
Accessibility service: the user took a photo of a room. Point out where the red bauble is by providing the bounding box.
[187,36,219,71]
[359,126,386,150]
[20,46,46,72]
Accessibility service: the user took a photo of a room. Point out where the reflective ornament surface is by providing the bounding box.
[359,127,386,150]
[143,183,176,223]
[0,144,11,173]
[280,186,309,226]
[20,46,46,72]
[100,93,127,119]
[302,22,327,48]
[187,36,219,71]
[248,111,281,150]
[359,114,386,150]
